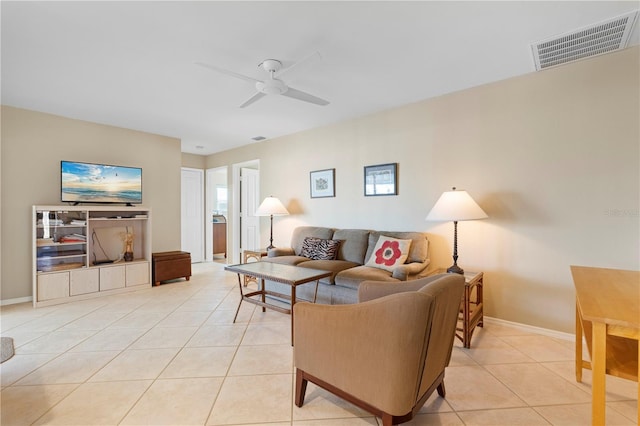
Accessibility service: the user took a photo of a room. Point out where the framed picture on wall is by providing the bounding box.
[364,163,397,196]
[310,168,335,198]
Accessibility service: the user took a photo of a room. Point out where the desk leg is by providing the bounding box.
[260,278,266,312]
[576,301,583,382]
[591,322,606,426]
[233,273,243,323]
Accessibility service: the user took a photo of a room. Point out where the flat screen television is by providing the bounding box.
[61,161,142,205]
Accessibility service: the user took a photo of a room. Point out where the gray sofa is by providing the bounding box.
[261,226,430,304]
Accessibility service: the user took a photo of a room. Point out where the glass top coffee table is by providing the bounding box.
[224,262,332,344]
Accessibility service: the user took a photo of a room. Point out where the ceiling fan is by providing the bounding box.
[196,52,330,108]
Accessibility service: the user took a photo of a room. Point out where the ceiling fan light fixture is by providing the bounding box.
[256,79,287,95]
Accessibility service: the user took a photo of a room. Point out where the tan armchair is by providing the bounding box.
[293,273,464,426]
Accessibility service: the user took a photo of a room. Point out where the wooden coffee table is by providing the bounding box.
[224,262,332,344]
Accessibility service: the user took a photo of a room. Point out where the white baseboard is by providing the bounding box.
[484,316,574,342]
[0,296,33,306]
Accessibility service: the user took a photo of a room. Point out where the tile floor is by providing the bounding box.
[1,262,637,425]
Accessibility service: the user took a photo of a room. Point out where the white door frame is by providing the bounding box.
[231,160,260,264]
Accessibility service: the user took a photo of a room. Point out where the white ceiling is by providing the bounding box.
[2,1,639,156]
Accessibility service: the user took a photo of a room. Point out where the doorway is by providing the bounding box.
[181,167,204,263]
[231,160,260,264]
[205,166,228,262]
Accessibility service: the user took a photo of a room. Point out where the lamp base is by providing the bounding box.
[266,244,275,250]
[447,264,464,275]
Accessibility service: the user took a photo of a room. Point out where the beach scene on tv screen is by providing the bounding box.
[62,162,142,203]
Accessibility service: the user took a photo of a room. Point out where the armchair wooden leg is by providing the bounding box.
[437,381,446,398]
[380,413,393,426]
[295,368,308,407]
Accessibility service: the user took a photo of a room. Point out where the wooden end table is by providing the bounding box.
[242,248,269,287]
[224,262,332,345]
[432,269,484,348]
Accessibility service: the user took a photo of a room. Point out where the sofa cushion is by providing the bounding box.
[332,229,370,264]
[298,260,361,284]
[300,237,341,260]
[335,265,399,290]
[364,236,412,272]
[365,231,429,264]
[291,227,335,256]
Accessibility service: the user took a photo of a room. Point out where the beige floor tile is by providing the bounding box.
[16,329,97,354]
[540,360,638,401]
[250,308,292,324]
[155,310,212,327]
[160,346,237,378]
[294,418,378,425]
[608,400,639,422]
[129,325,198,349]
[401,412,465,425]
[485,363,591,406]
[293,382,372,421]
[175,299,223,312]
[449,347,478,366]
[32,380,151,425]
[0,353,58,387]
[457,407,551,425]
[229,344,292,376]
[418,392,454,413]
[207,374,292,425]
[460,334,535,365]
[483,323,537,337]
[242,322,292,345]
[16,351,118,385]
[89,347,179,381]
[121,377,223,425]
[68,327,147,352]
[534,403,636,425]
[108,310,168,329]
[205,305,255,324]
[60,310,128,330]
[500,335,574,362]
[0,384,78,425]
[442,365,526,411]
[187,324,247,346]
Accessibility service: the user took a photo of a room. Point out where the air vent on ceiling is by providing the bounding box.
[251,136,266,141]
[531,11,638,70]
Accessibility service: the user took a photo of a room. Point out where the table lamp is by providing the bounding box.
[426,187,487,274]
[255,196,289,249]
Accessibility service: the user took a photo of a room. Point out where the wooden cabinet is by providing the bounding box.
[33,205,152,307]
[212,215,227,258]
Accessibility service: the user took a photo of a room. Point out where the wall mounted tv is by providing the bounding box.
[61,161,142,205]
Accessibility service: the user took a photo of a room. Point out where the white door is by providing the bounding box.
[240,167,260,252]
[181,168,204,263]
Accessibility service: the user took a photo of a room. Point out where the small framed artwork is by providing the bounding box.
[310,168,336,198]
[364,163,397,196]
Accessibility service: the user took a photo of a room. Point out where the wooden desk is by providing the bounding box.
[570,265,639,425]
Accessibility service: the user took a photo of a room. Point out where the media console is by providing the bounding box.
[32,205,152,307]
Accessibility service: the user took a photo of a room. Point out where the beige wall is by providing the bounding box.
[207,47,640,333]
[1,106,183,301]
[181,153,206,169]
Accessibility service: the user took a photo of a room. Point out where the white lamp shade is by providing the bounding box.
[426,189,488,222]
[255,196,289,216]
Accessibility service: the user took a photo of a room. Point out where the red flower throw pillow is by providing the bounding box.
[365,235,412,272]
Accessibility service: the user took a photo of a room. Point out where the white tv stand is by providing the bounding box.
[32,205,152,307]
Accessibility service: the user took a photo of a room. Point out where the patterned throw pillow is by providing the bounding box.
[364,236,412,272]
[300,237,341,260]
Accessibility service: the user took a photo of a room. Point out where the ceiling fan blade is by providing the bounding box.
[282,87,330,106]
[275,51,321,79]
[195,62,261,83]
[239,92,267,108]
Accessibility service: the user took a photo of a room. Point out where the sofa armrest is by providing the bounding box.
[293,294,433,415]
[268,247,295,257]
[358,273,450,302]
[391,259,431,280]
